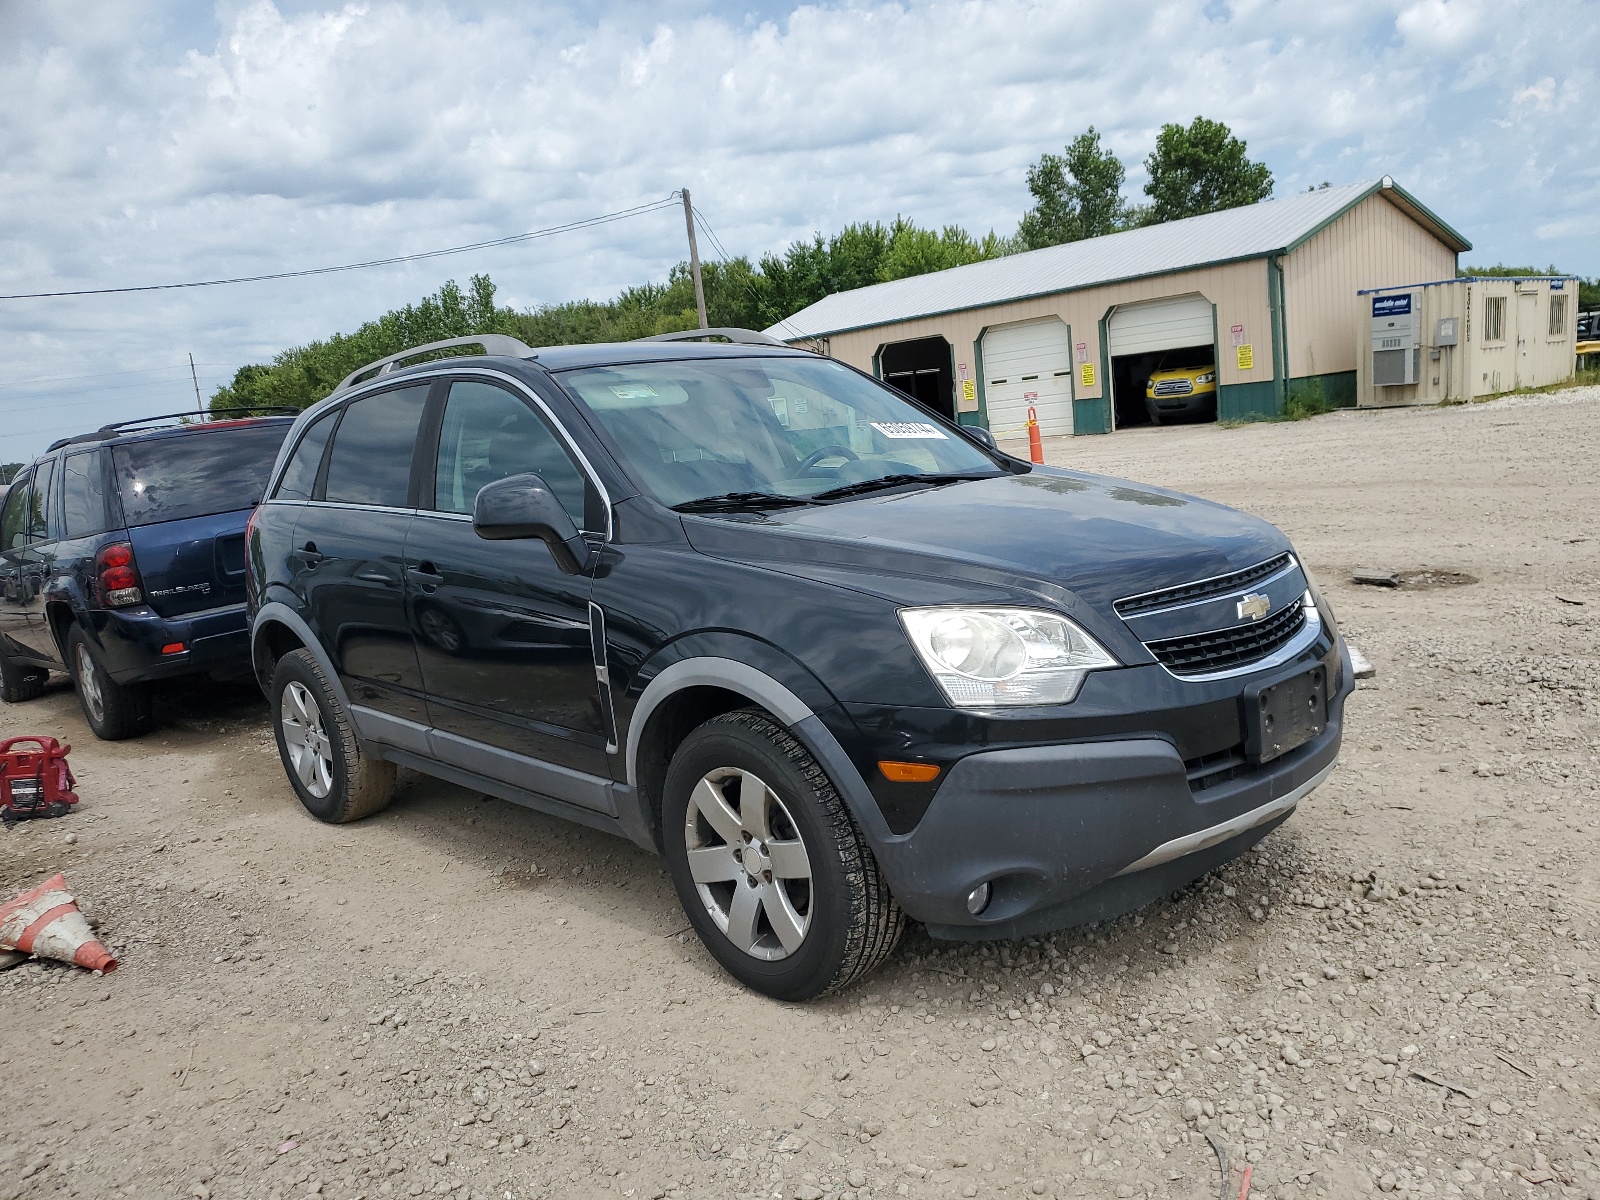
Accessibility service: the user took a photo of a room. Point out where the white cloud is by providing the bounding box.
[0,0,1596,457]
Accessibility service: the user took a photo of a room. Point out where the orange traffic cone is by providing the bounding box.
[0,873,116,973]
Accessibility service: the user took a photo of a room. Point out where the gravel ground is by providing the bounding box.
[2,387,1598,1200]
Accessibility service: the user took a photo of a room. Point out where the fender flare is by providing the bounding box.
[622,655,897,852]
[251,601,355,716]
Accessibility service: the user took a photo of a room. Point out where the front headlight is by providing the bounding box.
[1195,372,1216,385]
[899,607,1118,707]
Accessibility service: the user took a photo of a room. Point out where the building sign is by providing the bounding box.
[1236,344,1254,371]
[1230,324,1246,347]
[1551,279,1566,290]
[956,361,977,412]
[1371,294,1412,317]
[1075,342,1088,363]
[1079,362,1095,388]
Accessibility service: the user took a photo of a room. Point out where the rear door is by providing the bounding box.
[110,422,292,617]
[0,471,35,662]
[290,384,431,725]
[11,457,60,662]
[407,377,610,781]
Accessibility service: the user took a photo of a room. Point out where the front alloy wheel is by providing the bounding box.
[662,709,903,1000]
[685,767,813,960]
[279,680,334,799]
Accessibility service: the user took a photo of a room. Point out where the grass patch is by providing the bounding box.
[1441,366,1600,406]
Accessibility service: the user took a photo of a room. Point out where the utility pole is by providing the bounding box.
[189,353,203,414]
[681,188,709,330]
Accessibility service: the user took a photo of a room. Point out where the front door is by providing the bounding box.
[408,378,608,778]
[289,384,431,725]
[1516,291,1539,388]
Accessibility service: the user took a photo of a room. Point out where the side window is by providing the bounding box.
[0,476,29,552]
[434,381,589,527]
[323,385,429,508]
[1549,294,1568,336]
[61,451,108,540]
[27,458,55,543]
[273,409,337,502]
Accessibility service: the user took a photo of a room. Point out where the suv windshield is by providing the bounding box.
[111,422,290,527]
[559,357,1002,509]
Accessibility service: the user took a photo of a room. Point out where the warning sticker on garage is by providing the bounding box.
[961,379,977,402]
[1079,362,1096,388]
[1236,344,1254,370]
[870,422,948,440]
[1230,324,1245,347]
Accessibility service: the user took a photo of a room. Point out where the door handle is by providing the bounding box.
[292,542,325,568]
[407,561,445,590]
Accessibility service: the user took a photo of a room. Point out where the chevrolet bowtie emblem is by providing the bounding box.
[1237,593,1271,622]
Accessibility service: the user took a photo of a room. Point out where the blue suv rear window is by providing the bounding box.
[111,423,289,527]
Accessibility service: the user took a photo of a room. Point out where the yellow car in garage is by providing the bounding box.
[1144,360,1217,423]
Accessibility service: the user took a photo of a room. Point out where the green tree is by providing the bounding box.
[1141,117,1273,224]
[211,274,518,412]
[0,463,23,484]
[878,218,1011,281]
[1016,127,1127,249]
[756,222,891,327]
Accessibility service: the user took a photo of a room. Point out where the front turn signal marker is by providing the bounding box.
[878,760,941,783]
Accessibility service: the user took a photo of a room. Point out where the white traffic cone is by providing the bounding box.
[0,873,116,973]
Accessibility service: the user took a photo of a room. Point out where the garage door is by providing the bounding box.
[1106,294,1214,357]
[981,318,1074,438]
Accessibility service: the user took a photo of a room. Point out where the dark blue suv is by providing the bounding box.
[0,412,295,739]
[247,332,1350,1000]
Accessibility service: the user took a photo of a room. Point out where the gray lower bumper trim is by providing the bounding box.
[1114,761,1334,877]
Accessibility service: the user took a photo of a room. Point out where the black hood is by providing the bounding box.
[681,468,1292,615]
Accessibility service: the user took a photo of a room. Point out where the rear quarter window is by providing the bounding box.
[111,423,290,527]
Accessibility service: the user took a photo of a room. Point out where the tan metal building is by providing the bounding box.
[1355,276,1579,406]
[766,177,1471,435]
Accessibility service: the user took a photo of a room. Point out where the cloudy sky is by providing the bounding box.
[1,0,1594,460]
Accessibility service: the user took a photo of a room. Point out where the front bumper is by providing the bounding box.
[850,638,1351,939]
[89,603,253,685]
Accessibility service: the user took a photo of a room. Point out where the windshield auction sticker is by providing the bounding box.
[870,422,949,440]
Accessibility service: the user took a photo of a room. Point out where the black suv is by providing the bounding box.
[247,332,1350,1000]
[1,412,295,738]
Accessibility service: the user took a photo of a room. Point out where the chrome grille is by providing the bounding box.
[1115,553,1294,617]
[1145,602,1307,677]
[1151,379,1193,396]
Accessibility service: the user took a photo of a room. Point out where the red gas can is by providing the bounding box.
[0,737,79,824]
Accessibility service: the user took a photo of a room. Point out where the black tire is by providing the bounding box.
[0,655,47,705]
[65,625,152,740]
[662,708,903,1001]
[270,648,395,823]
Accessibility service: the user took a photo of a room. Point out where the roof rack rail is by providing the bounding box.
[635,328,787,347]
[334,335,538,394]
[98,406,301,434]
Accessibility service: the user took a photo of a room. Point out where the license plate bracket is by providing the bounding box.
[1243,665,1327,763]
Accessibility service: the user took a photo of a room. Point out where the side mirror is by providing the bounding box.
[473,473,596,575]
[965,426,999,452]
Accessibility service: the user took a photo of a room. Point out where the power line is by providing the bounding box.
[0,362,231,389]
[690,205,809,343]
[0,195,683,301]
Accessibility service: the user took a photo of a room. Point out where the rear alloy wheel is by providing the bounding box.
[270,648,395,823]
[662,709,903,1000]
[65,625,152,740]
[0,655,47,705]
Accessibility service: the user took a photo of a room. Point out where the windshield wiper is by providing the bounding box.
[672,491,820,513]
[811,472,997,503]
